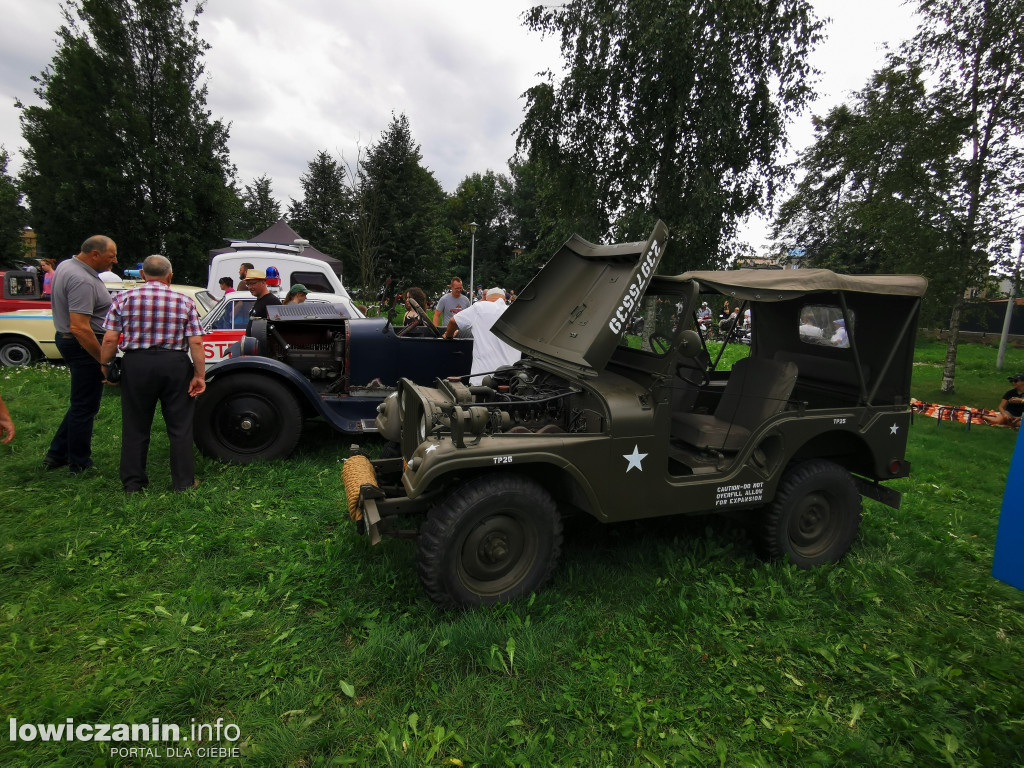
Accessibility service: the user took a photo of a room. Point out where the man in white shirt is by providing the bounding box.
[444,287,521,385]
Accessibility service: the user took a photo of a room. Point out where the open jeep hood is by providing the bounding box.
[493,221,668,374]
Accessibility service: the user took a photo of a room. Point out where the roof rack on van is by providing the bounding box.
[227,241,304,253]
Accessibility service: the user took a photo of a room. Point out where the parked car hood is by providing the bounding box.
[493,221,668,375]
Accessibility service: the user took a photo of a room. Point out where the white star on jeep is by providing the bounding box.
[425,444,439,454]
[623,445,647,472]
[890,424,899,435]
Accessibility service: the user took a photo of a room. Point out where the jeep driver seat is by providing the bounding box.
[671,357,798,452]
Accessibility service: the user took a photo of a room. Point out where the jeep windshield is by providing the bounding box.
[615,290,691,357]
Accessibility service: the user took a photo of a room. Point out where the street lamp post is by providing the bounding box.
[468,222,478,302]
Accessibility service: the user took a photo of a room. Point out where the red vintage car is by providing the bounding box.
[0,270,53,313]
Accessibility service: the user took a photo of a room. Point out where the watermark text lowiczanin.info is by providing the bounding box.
[9,717,242,758]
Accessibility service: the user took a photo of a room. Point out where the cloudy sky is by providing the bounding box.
[0,0,919,250]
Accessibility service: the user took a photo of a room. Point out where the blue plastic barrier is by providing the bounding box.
[992,427,1024,590]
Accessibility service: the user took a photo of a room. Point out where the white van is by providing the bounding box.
[206,220,354,300]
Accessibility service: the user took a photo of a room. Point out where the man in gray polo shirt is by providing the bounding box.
[44,235,118,473]
[433,277,471,335]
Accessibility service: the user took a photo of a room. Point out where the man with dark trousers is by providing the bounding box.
[44,234,118,474]
[100,254,206,492]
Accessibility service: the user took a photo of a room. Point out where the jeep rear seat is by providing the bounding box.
[773,351,869,406]
[671,357,798,452]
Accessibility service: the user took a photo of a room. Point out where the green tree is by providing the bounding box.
[340,146,382,298]
[517,0,824,272]
[773,61,960,317]
[777,0,1024,395]
[499,155,593,287]
[446,171,518,291]
[234,174,281,237]
[359,113,451,291]
[910,0,1024,393]
[0,148,28,266]
[19,0,235,282]
[287,150,351,274]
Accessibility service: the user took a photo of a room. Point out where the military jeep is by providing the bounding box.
[343,222,927,608]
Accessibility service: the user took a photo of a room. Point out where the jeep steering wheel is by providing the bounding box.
[676,361,708,388]
[650,334,672,354]
[408,298,441,338]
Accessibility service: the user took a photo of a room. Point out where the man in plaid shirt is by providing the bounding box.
[100,254,206,493]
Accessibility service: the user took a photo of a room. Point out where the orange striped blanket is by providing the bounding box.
[911,398,997,426]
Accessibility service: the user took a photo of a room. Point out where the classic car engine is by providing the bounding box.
[259,321,346,384]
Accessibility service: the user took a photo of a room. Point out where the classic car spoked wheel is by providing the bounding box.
[194,374,302,463]
[758,459,861,567]
[0,337,41,367]
[417,474,563,609]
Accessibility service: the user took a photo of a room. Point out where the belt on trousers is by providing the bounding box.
[56,332,104,341]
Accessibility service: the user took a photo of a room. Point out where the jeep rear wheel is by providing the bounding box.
[194,374,302,463]
[417,474,563,609]
[759,459,861,567]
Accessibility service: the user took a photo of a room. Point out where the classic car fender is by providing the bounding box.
[0,312,61,364]
[0,329,52,355]
[204,356,380,433]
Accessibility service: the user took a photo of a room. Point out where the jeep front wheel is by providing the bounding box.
[417,474,563,609]
[759,459,861,567]
[194,374,302,463]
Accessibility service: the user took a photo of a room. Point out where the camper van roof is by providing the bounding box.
[208,219,345,278]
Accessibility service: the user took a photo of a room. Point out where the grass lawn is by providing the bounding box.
[911,338,1024,411]
[1,340,1022,767]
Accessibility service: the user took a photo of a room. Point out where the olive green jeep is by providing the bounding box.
[343,222,928,608]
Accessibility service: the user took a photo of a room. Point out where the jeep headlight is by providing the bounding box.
[374,391,402,443]
[417,412,430,443]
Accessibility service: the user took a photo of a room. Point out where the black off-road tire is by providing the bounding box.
[417,473,563,609]
[194,374,302,463]
[759,459,861,567]
[0,337,41,367]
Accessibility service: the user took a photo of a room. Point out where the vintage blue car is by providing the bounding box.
[194,301,472,463]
